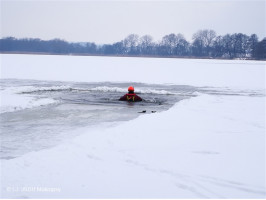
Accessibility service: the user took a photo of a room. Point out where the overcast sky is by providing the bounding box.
[1,0,265,44]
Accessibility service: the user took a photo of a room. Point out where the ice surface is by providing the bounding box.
[0,54,265,198]
[0,87,58,113]
[1,54,265,89]
[1,94,265,198]
[1,80,190,159]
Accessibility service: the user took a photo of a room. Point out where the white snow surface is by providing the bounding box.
[0,54,265,198]
[0,86,59,113]
[1,94,265,198]
[1,54,265,89]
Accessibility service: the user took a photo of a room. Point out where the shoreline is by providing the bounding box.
[1,51,264,61]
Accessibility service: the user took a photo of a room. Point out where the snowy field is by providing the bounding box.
[0,54,265,198]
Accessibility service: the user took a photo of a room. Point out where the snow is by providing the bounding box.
[1,54,265,89]
[0,54,265,198]
[0,87,58,113]
[1,94,265,198]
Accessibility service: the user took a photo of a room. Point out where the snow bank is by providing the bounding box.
[1,54,265,89]
[1,94,265,198]
[0,87,58,113]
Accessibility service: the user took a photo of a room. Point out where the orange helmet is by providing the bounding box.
[128,86,134,91]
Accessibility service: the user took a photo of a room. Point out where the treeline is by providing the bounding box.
[0,30,265,59]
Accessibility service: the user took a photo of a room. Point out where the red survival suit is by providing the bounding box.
[119,86,142,102]
[119,93,142,102]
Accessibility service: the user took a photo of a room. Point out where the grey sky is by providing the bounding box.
[1,0,265,44]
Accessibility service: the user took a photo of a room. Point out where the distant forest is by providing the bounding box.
[0,30,265,60]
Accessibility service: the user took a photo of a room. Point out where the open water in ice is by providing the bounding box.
[0,79,264,159]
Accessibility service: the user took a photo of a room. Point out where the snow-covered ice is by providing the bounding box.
[1,54,265,89]
[0,54,265,198]
[0,86,59,113]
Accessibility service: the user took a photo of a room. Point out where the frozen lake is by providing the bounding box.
[0,54,265,198]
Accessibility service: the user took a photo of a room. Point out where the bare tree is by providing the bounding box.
[161,33,178,55]
[248,34,259,57]
[212,35,224,57]
[123,34,140,54]
[254,38,266,59]
[174,34,189,56]
[192,29,216,56]
[139,35,154,54]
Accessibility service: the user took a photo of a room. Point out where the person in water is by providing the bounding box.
[119,86,142,102]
